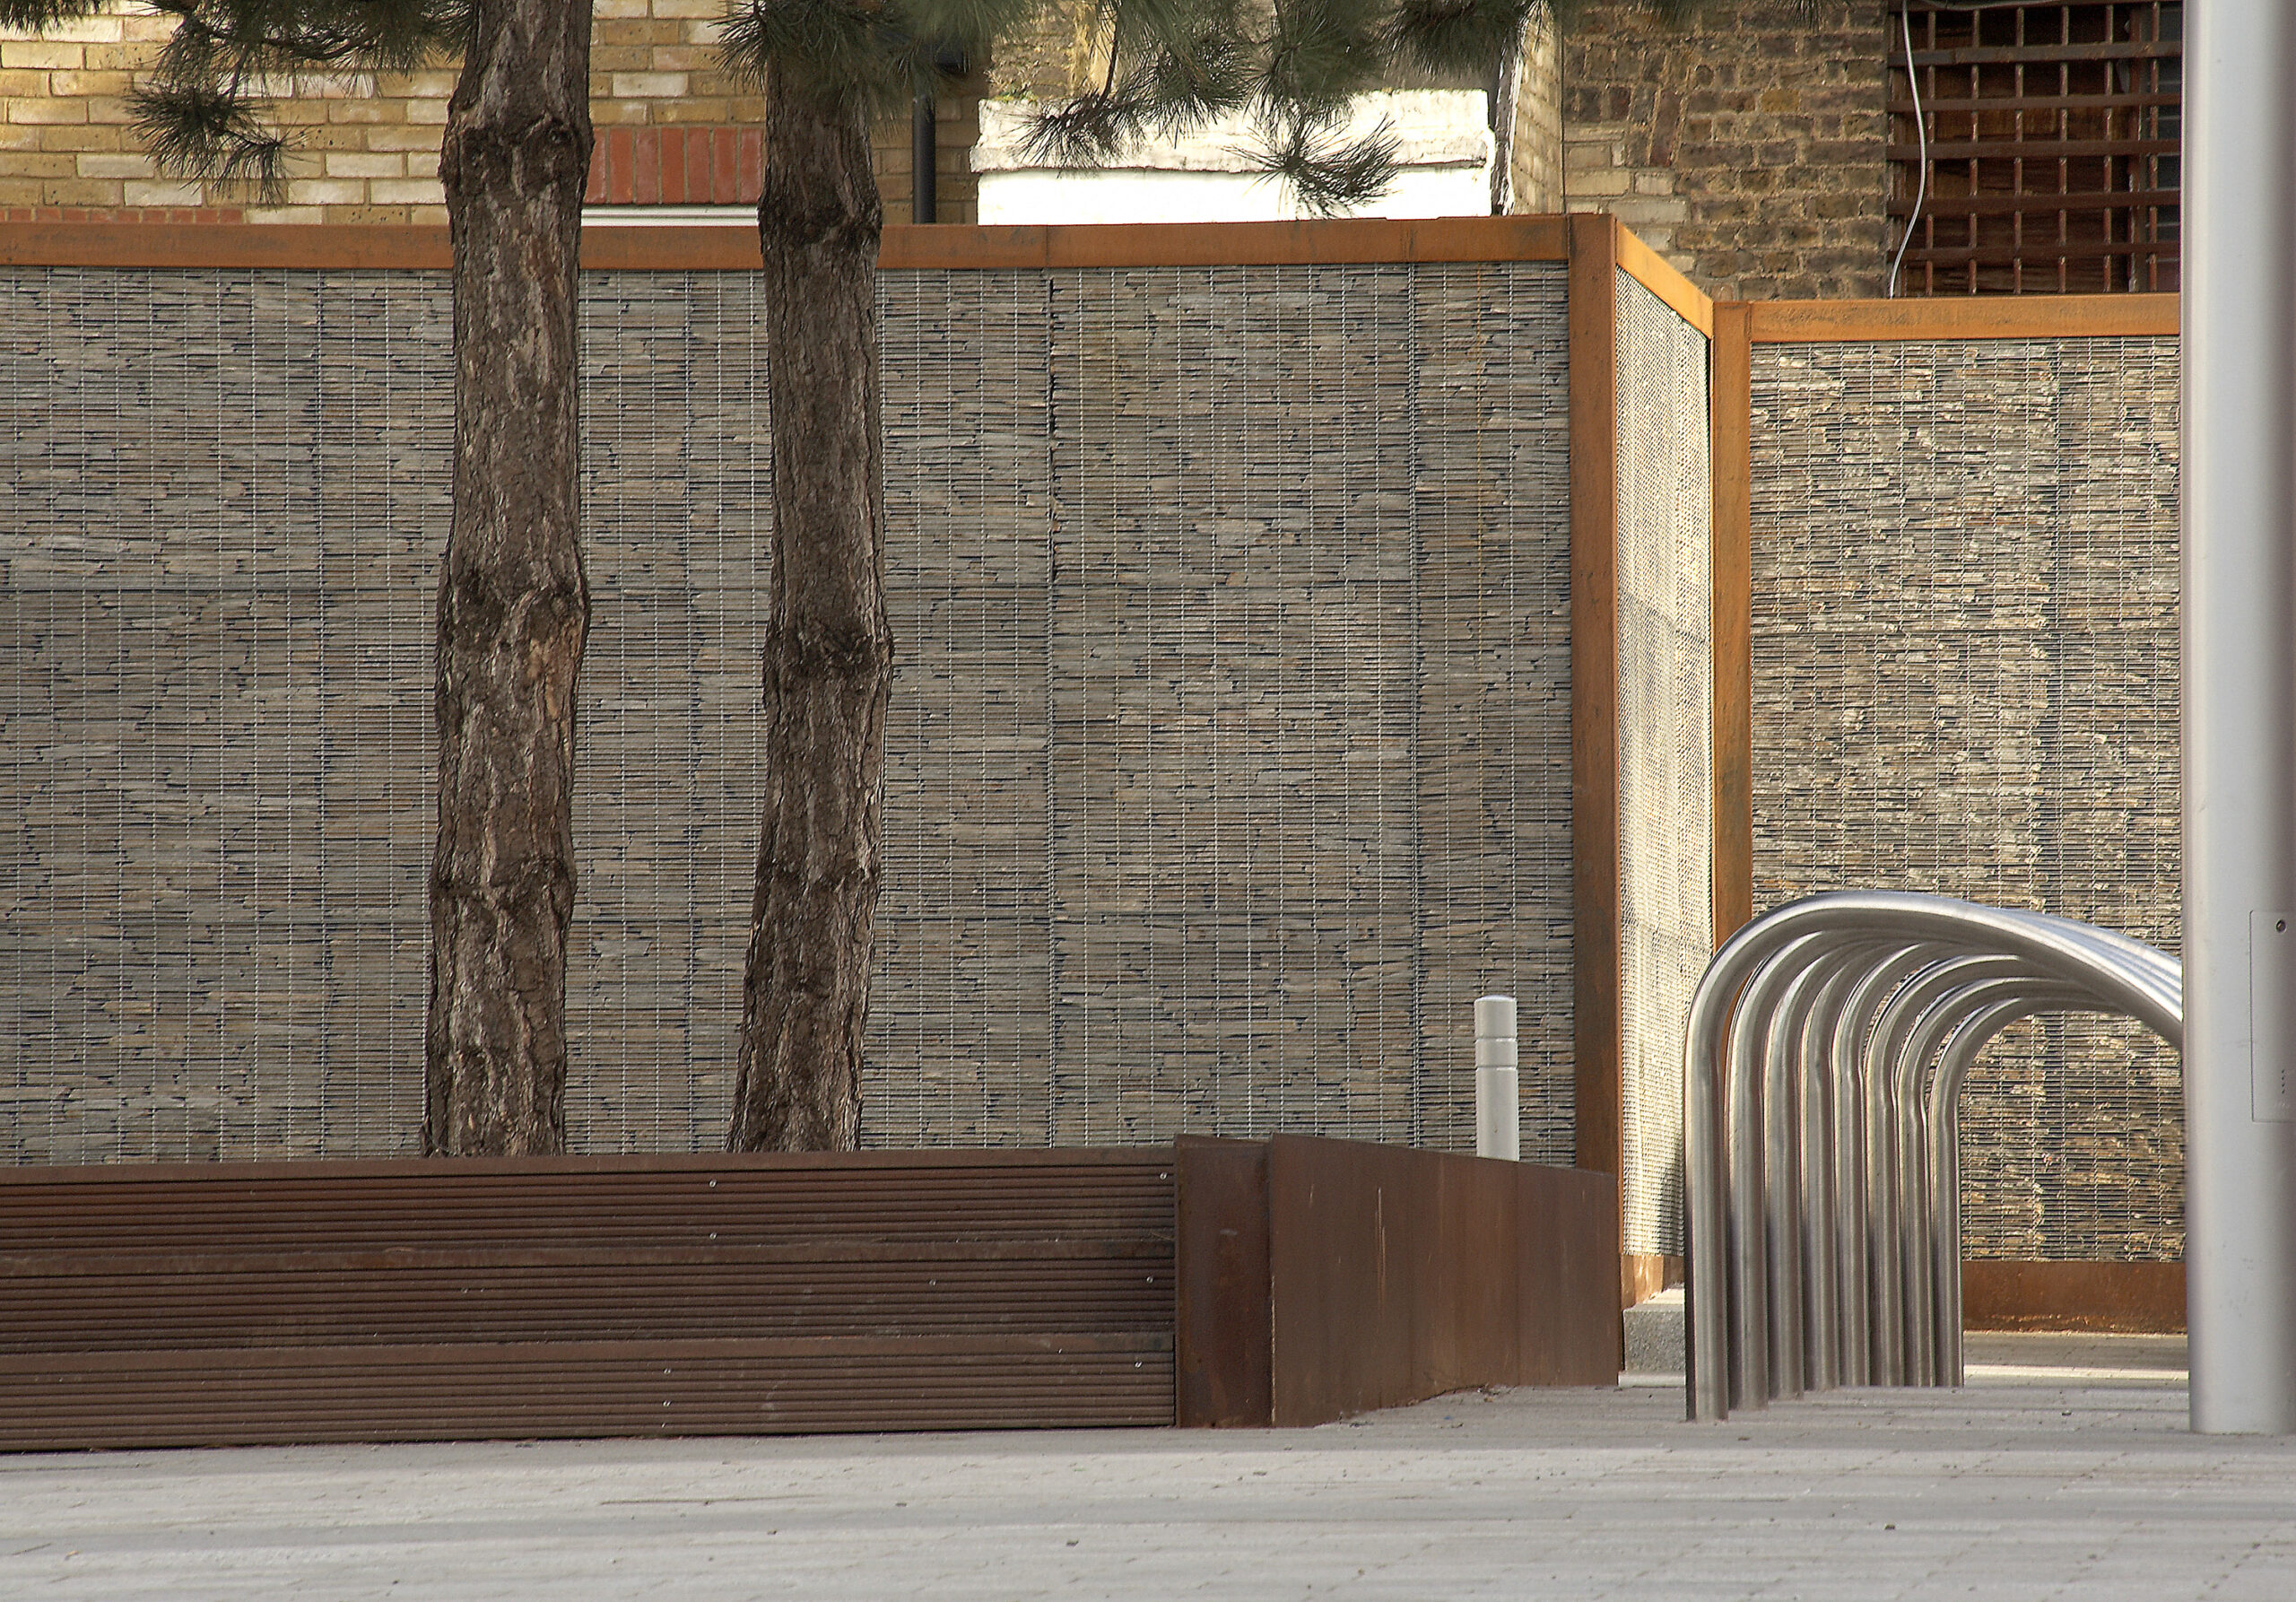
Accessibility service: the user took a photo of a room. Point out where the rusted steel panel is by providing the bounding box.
[0,1152,1177,1450]
[1173,1136,1272,1427]
[1265,1136,1620,1426]
[1517,1154,1627,1387]
[1961,1259,2186,1333]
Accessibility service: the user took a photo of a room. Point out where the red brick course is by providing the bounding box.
[0,204,245,223]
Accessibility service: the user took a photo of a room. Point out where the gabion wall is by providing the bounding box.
[0,258,1578,1164]
[1612,269,1714,1257]
[1749,335,2182,1262]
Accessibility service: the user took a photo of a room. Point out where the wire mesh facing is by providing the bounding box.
[1747,333,2182,1264]
[1613,269,1714,1257]
[0,258,1577,1164]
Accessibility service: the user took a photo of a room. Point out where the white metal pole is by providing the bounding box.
[1474,995,1519,1161]
[2184,0,2296,1434]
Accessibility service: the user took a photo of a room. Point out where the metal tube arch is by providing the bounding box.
[1922,987,2098,1384]
[1723,932,1835,1408]
[1761,948,1866,1398]
[1890,971,2087,1381]
[1829,944,1944,1383]
[1684,892,2183,1422]
[1861,955,2031,1381]
[1795,945,1886,1390]
[1873,957,2049,1381]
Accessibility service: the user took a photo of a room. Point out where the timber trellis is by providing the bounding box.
[1888,0,2184,295]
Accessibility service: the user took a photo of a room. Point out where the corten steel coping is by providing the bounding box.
[1561,211,1713,1214]
[1743,294,2178,344]
[1570,213,1625,1196]
[0,214,1726,313]
[0,215,1577,273]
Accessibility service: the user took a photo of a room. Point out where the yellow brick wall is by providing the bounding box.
[1,0,971,224]
[1507,7,1562,214]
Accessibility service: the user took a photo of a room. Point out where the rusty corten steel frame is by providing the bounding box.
[0,1139,1618,1450]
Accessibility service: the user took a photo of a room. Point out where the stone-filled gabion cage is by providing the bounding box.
[0,218,1709,1223]
[4,216,2180,1305]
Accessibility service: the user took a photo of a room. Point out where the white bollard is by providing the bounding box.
[1474,995,1520,1161]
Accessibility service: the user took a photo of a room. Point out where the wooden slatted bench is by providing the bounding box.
[0,1138,1619,1450]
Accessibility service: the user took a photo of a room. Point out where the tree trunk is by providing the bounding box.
[729,74,891,1152]
[424,0,595,1155]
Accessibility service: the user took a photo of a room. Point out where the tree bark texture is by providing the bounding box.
[729,74,892,1152]
[424,0,594,1155]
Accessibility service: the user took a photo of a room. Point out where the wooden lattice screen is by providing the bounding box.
[1889,2,2182,295]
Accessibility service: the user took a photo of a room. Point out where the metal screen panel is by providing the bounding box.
[0,270,442,1162]
[1749,335,2181,1261]
[867,262,1575,1157]
[0,257,1575,1163]
[562,274,769,1153]
[1611,270,1713,1257]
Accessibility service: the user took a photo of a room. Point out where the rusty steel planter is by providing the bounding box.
[1177,1137,1622,1427]
[0,1140,1618,1450]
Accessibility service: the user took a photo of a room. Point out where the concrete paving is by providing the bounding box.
[2,1343,2291,1600]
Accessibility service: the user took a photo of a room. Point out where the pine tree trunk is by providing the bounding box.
[729,74,891,1152]
[424,0,595,1155]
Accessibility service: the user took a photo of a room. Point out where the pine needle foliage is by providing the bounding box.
[718,0,1574,214]
[0,0,1675,216]
[0,0,1773,216]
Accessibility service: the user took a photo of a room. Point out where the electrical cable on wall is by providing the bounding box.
[1887,0,1929,298]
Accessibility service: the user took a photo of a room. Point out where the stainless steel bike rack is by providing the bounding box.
[1681,890,2183,1422]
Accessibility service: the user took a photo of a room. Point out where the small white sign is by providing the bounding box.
[2251,910,2296,1121]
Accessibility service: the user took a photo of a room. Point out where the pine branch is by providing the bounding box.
[748,0,1717,217]
[128,78,292,197]
[0,0,103,26]
[11,0,462,196]
[1244,102,1399,214]
[1381,0,1535,78]
[1019,83,1144,166]
[1260,0,1387,116]
[723,0,1041,115]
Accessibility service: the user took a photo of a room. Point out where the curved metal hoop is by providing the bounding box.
[1681,891,2183,1423]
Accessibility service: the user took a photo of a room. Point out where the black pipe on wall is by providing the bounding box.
[912,94,937,223]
